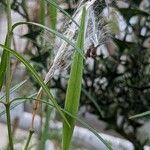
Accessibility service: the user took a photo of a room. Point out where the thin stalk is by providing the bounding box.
[5,0,14,149]
[48,0,57,31]
[40,0,45,25]
[5,104,14,150]
[40,6,58,148]
[6,0,12,103]
[40,4,58,148]
[6,118,19,150]
[32,0,46,130]
[24,129,35,150]
[32,1,51,149]
[40,105,52,149]
[0,44,70,127]
[32,89,42,128]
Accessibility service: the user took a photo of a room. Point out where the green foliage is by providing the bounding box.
[62,7,86,150]
[48,0,57,30]
[0,0,150,150]
[0,1,113,149]
[0,44,69,126]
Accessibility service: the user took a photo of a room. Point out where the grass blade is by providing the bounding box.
[129,111,150,119]
[0,44,70,127]
[0,46,8,90]
[0,94,37,117]
[0,79,27,101]
[48,0,57,30]
[12,22,84,58]
[45,0,79,28]
[9,98,113,150]
[82,88,103,117]
[62,6,86,150]
[0,32,12,91]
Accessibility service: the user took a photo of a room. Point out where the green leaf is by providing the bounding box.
[0,36,11,91]
[0,79,27,101]
[82,88,103,117]
[12,22,84,59]
[48,0,57,30]
[0,93,37,117]
[8,97,113,150]
[0,50,8,90]
[45,0,79,28]
[62,7,86,150]
[0,44,70,127]
[129,111,150,119]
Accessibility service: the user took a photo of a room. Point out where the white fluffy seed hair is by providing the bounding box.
[44,0,111,84]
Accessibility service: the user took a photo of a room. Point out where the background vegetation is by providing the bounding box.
[0,0,150,150]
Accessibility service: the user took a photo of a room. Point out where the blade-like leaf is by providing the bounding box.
[12,22,84,59]
[48,0,57,30]
[0,44,70,127]
[0,50,7,90]
[129,111,150,119]
[0,79,27,101]
[0,93,37,117]
[62,7,86,150]
[0,36,11,90]
[5,97,113,150]
[45,0,79,27]
[82,88,103,117]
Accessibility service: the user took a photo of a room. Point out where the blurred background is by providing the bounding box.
[0,0,150,150]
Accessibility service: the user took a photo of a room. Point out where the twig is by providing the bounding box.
[24,129,35,150]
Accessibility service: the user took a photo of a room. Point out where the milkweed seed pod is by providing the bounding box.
[44,0,113,84]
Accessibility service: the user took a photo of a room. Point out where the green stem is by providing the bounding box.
[5,104,14,150]
[24,129,35,150]
[38,0,46,144]
[48,0,57,31]
[40,0,45,25]
[40,105,52,149]
[40,6,58,148]
[5,0,13,149]
[6,0,12,32]
[6,0,12,103]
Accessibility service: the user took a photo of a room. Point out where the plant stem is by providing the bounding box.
[5,0,14,149]
[24,129,35,150]
[40,0,45,25]
[6,0,12,103]
[31,0,46,133]
[32,0,46,148]
[40,105,52,149]
[40,3,57,148]
[5,104,14,150]
[48,0,57,31]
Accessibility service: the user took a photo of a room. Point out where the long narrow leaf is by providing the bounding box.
[0,35,11,90]
[6,98,113,150]
[62,7,86,150]
[0,93,37,117]
[0,44,70,127]
[48,0,57,30]
[45,0,79,27]
[0,50,7,90]
[0,79,27,101]
[129,111,150,119]
[82,88,103,117]
[12,22,84,58]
